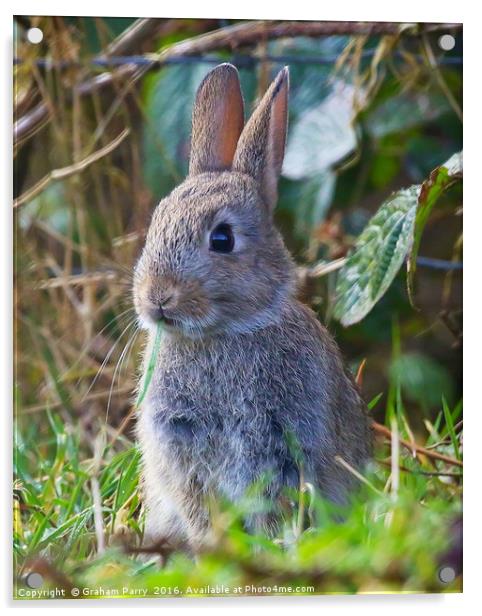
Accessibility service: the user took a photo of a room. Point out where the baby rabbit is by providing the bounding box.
[134,63,372,552]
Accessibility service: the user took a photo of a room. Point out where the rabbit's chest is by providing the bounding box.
[150,359,266,453]
[145,336,293,485]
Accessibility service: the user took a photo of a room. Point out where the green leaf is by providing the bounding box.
[441,397,461,461]
[141,64,207,198]
[283,81,361,180]
[293,172,336,236]
[136,322,163,406]
[406,151,463,304]
[389,352,454,409]
[334,185,420,326]
[369,152,401,189]
[334,152,462,326]
[40,340,73,413]
[365,91,450,139]
[367,392,383,411]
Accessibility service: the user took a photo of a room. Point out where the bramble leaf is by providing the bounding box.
[406,152,463,304]
[334,152,462,325]
[334,186,420,326]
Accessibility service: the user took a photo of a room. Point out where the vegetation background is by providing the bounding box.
[13,16,462,598]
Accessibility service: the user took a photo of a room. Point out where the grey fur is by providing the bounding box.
[134,64,372,551]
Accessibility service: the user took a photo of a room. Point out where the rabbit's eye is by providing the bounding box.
[209,223,234,253]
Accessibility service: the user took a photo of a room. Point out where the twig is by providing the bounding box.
[44,256,83,314]
[307,257,347,278]
[37,270,119,289]
[14,50,464,70]
[13,128,130,208]
[150,21,461,59]
[112,229,146,247]
[100,18,166,58]
[390,418,400,499]
[109,404,137,447]
[22,387,133,414]
[13,102,51,146]
[305,255,462,281]
[416,256,463,271]
[372,420,462,468]
[14,20,461,144]
[355,358,367,387]
[335,455,382,494]
[422,32,462,121]
[377,459,461,478]
[13,19,209,145]
[125,536,187,560]
[425,420,463,450]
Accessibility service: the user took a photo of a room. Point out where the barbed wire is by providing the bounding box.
[415,257,462,271]
[14,50,462,70]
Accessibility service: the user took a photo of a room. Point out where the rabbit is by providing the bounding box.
[133,63,372,553]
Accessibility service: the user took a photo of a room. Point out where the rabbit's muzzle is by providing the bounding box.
[134,272,210,331]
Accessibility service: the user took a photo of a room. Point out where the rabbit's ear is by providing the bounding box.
[189,63,245,176]
[232,67,289,212]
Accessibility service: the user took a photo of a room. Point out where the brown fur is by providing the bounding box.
[134,64,372,551]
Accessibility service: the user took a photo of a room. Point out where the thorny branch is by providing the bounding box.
[14,18,189,145]
[13,128,130,208]
[14,19,461,145]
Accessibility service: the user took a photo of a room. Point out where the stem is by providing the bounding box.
[372,420,462,468]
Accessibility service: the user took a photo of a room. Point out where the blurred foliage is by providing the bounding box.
[390,352,455,409]
[13,16,462,597]
[14,388,462,597]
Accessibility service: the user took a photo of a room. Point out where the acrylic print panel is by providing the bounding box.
[13,15,462,600]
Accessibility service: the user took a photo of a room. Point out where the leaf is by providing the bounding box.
[334,152,462,326]
[282,81,362,180]
[268,35,348,117]
[389,353,454,409]
[441,397,461,461]
[366,92,450,139]
[367,392,383,411]
[406,151,463,305]
[40,339,73,413]
[293,172,336,236]
[141,64,209,198]
[136,322,163,407]
[334,185,420,326]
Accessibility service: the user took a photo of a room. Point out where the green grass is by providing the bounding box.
[13,16,462,601]
[13,390,462,599]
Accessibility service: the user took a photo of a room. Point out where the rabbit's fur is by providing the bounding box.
[134,64,372,551]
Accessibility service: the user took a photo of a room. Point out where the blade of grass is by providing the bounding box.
[367,392,383,411]
[442,396,461,461]
[136,322,163,406]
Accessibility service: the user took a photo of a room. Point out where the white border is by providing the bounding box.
[3,1,476,614]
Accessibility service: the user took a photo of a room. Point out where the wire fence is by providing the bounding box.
[14,50,463,69]
[14,26,463,273]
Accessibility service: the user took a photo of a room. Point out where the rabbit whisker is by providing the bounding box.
[105,323,140,423]
[83,317,137,402]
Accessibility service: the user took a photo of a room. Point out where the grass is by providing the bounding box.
[13,16,462,600]
[136,321,163,406]
[13,387,462,599]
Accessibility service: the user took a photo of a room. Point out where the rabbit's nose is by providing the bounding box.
[146,304,165,323]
